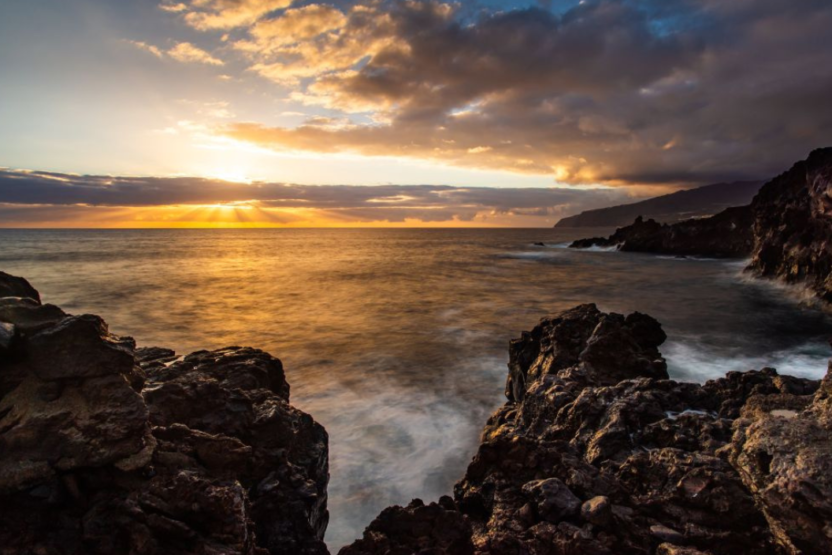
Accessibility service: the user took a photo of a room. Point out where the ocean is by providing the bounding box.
[2,228,830,550]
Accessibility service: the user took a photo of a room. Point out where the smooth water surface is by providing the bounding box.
[2,228,830,549]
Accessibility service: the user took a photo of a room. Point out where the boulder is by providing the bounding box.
[338,497,473,555]
[0,271,40,302]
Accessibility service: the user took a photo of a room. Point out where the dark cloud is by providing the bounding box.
[0,168,630,224]
[222,0,832,187]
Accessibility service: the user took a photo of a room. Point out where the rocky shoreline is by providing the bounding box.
[570,148,832,304]
[2,272,831,554]
[340,305,832,555]
[0,272,329,555]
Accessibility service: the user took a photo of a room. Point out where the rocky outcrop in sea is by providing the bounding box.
[569,207,754,258]
[0,272,329,555]
[570,148,832,302]
[340,305,832,555]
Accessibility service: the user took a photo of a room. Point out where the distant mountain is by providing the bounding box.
[555,180,763,228]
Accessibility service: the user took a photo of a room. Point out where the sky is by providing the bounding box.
[0,0,830,227]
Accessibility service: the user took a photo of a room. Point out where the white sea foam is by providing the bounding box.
[298,356,506,550]
[665,340,830,382]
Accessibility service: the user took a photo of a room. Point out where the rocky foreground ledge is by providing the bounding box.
[0,272,329,555]
[2,273,831,555]
[341,305,832,555]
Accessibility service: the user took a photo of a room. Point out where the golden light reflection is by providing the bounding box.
[0,203,536,229]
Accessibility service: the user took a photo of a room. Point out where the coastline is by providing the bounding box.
[2,272,831,554]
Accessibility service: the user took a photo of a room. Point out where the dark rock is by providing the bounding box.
[344,304,827,555]
[505,304,667,404]
[523,478,581,522]
[581,496,612,526]
[570,208,755,257]
[0,297,66,335]
[728,364,832,554]
[0,322,14,351]
[135,346,179,371]
[0,271,40,303]
[570,148,832,305]
[748,147,832,302]
[338,498,474,555]
[144,347,328,554]
[26,315,137,381]
[0,273,330,555]
[657,545,713,555]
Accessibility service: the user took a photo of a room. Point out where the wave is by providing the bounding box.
[665,339,830,382]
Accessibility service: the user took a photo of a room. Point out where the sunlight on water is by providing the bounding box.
[1,228,830,549]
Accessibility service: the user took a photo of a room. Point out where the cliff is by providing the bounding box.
[0,272,329,555]
[555,181,762,228]
[571,148,832,301]
[748,148,832,302]
[340,305,831,555]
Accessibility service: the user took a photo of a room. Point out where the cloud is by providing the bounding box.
[175,0,294,30]
[0,168,630,226]
[126,40,164,58]
[126,39,225,66]
[154,0,832,187]
[167,42,225,65]
[159,2,188,13]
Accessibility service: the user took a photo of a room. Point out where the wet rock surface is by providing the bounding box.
[341,304,830,555]
[0,275,329,555]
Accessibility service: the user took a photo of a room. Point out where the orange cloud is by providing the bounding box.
[168,42,224,65]
[177,0,293,31]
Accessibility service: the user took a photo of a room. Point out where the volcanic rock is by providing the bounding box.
[0,273,329,555]
[569,207,755,257]
[728,363,832,554]
[341,304,827,555]
[748,147,832,302]
[339,497,474,555]
[0,271,41,302]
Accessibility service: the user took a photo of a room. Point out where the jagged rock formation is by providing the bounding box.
[748,148,832,302]
[3,271,831,555]
[341,305,831,555]
[556,181,762,228]
[569,207,755,257]
[0,273,329,555]
[570,148,832,302]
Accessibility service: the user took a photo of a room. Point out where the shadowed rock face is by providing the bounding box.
[570,148,832,304]
[569,207,755,257]
[748,147,832,302]
[340,305,830,555]
[0,274,329,555]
